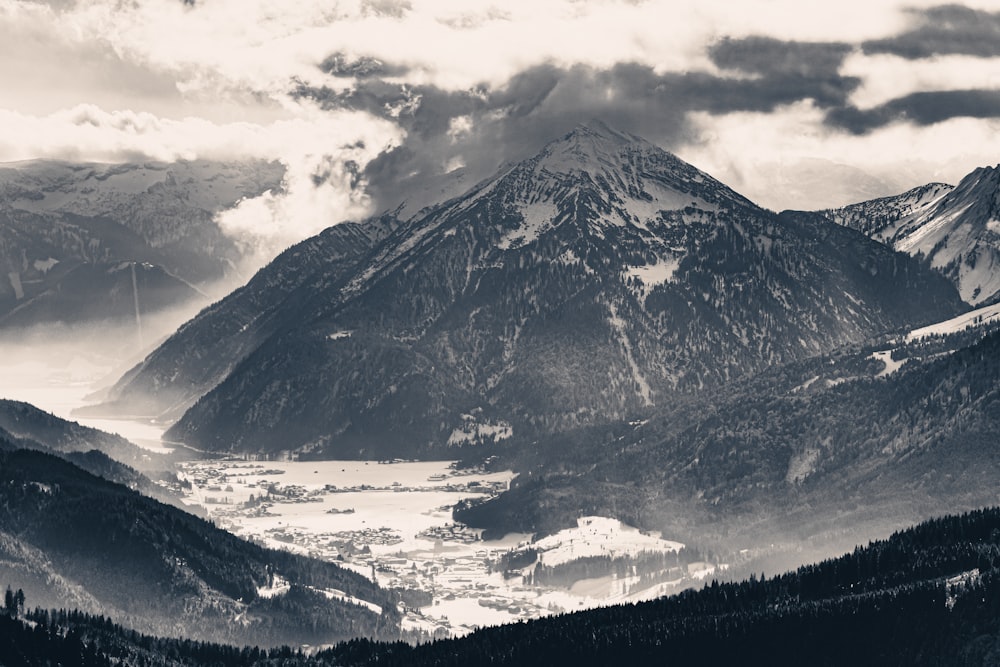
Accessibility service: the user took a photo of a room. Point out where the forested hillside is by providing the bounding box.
[457,326,1000,552]
[3,507,1000,665]
[0,399,168,472]
[0,449,403,647]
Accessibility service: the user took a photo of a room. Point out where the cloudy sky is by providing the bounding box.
[3,0,1000,253]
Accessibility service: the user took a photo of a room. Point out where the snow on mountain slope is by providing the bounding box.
[821,166,1000,304]
[905,301,1000,342]
[100,121,964,458]
[530,516,683,568]
[0,159,284,284]
[490,120,744,240]
[343,121,740,299]
[0,159,284,332]
[0,159,283,238]
[821,182,953,237]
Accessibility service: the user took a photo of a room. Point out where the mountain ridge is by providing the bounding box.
[0,159,284,333]
[821,165,1000,304]
[456,320,1000,552]
[0,447,403,646]
[93,122,965,458]
[4,505,1000,666]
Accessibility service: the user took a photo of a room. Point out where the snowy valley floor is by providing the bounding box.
[169,458,716,638]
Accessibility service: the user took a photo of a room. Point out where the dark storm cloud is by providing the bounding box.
[319,53,410,79]
[863,4,1000,59]
[827,89,1000,134]
[300,40,862,212]
[709,36,853,78]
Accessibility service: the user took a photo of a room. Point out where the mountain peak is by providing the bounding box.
[963,163,1000,189]
[100,120,965,458]
[535,121,648,175]
[826,161,1000,304]
[469,120,756,245]
[564,119,640,145]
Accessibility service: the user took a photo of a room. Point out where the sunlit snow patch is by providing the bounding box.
[497,201,559,249]
[622,256,680,301]
[870,350,905,377]
[32,257,59,273]
[256,574,290,598]
[318,587,382,615]
[257,575,383,614]
[532,516,683,568]
[905,301,1000,342]
[447,414,513,446]
[945,569,981,610]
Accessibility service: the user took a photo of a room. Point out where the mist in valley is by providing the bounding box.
[0,292,215,423]
[3,2,1000,659]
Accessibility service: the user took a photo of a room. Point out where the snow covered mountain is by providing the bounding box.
[822,166,1000,304]
[0,159,284,280]
[0,159,283,330]
[94,121,964,458]
[820,182,954,237]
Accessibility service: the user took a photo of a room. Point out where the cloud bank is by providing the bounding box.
[3,0,1000,256]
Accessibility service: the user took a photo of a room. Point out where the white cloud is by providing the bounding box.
[208,106,404,271]
[3,0,1000,229]
[215,114,403,270]
[0,100,402,271]
[844,52,1000,109]
[8,0,1000,117]
[681,102,1000,209]
[0,103,395,163]
[447,115,473,142]
[8,0,912,101]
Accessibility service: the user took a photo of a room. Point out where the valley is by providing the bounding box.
[0,347,171,453]
[0,360,719,639]
[1,118,999,661]
[169,458,711,637]
[5,2,1000,661]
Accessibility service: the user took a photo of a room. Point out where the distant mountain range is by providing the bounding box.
[89,121,964,458]
[0,159,284,331]
[821,165,1000,304]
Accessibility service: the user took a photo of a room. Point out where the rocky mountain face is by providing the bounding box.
[821,166,1000,304]
[84,214,401,420]
[96,122,964,459]
[0,159,284,330]
[820,182,954,236]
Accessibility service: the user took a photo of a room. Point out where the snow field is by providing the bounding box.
[176,460,706,638]
[905,301,1000,342]
[532,516,683,568]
